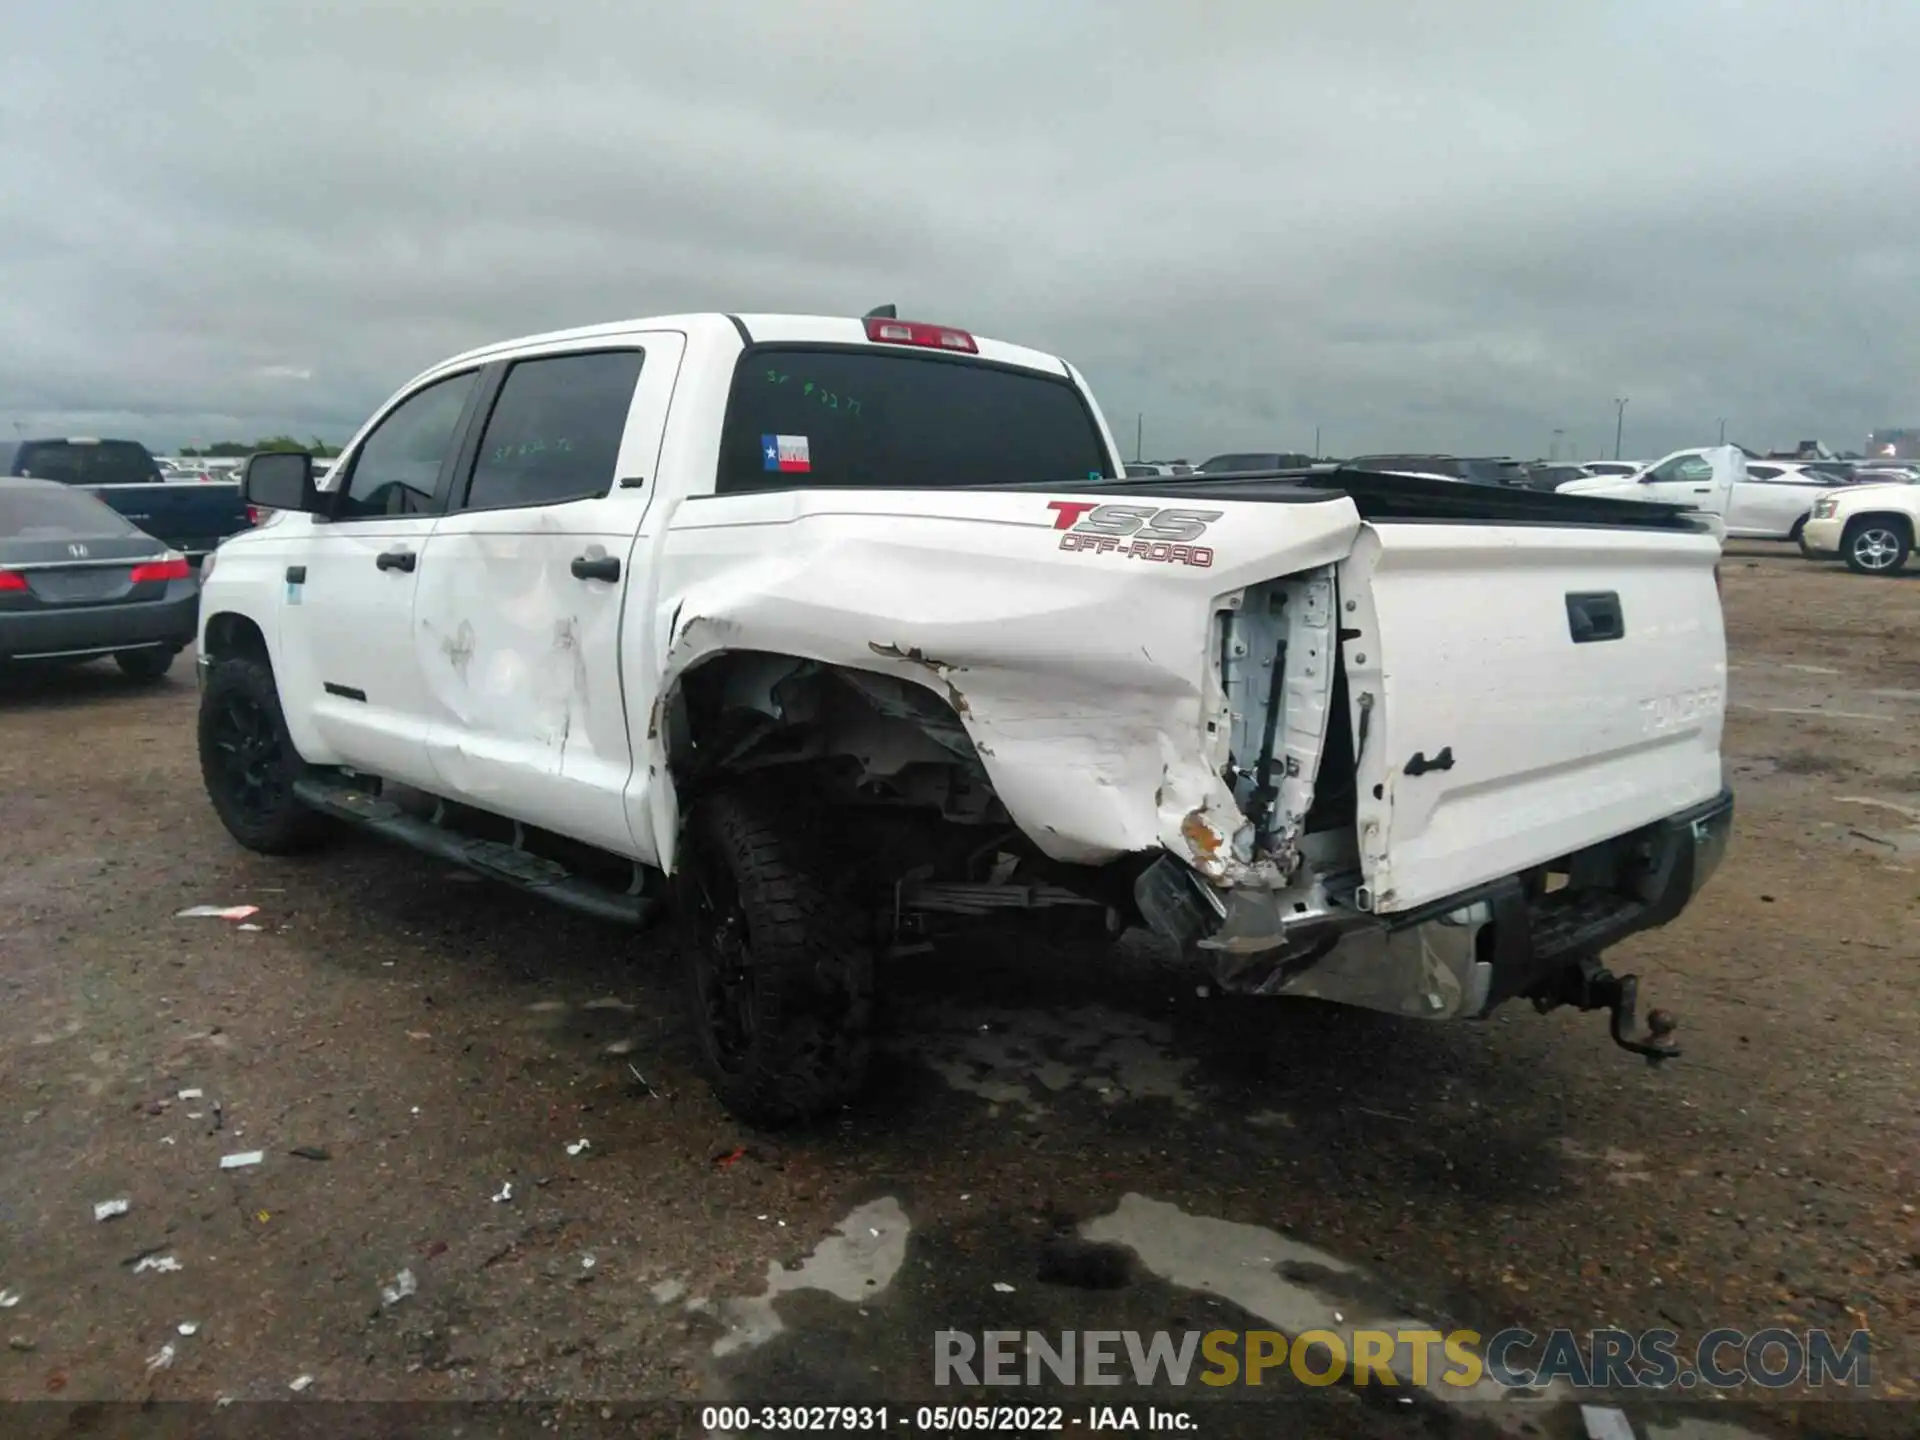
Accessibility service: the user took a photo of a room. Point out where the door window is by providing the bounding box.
[335,371,479,520]
[1645,455,1714,485]
[460,350,644,512]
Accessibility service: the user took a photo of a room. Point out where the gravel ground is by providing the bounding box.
[0,545,1914,1439]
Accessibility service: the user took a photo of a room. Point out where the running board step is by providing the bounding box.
[292,775,659,928]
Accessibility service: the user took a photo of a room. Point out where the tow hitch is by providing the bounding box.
[1534,956,1681,1065]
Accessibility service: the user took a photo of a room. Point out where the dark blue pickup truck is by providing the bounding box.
[0,437,251,558]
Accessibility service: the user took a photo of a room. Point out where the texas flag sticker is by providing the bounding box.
[762,434,811,473]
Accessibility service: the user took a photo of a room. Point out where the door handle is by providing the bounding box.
[570,554,621,583]
[1691,487,1710,494]
[376,549,416,573]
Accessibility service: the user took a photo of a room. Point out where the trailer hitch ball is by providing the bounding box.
[1600,970,1682,1065]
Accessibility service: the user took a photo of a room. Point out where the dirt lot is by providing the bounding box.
[0,546,1914,1438]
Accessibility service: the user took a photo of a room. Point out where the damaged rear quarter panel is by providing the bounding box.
[633,486,1362,872]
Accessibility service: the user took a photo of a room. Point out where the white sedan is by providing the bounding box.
[1800,477,1919,575]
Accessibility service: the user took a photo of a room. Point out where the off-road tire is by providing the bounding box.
[1842,516,1912,576]
[197,656,329,854]
[115,647,177,682]
[678,788,873,1128]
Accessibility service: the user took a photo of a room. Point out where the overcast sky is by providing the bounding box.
[3,0,1916,462]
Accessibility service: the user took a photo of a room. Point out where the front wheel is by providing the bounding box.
[1842,518,1911,576]
[677,788,873,1127]
[197,656,329,854]
[115,647,177,682]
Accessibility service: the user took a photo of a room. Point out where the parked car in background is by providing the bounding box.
[1124,461,1196,477]
[0,477,200,679]
[1580,461,1643,478]
[1557,446,1850,544]
[1850,463,1920,485]
[1800,477,1920,575]
[1194,451,1314,473]
[1525,463,1598,492]
[1348,454,1528,487]
[0,438,250,559]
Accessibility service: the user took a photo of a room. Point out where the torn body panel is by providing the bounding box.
[628,485,1366,876]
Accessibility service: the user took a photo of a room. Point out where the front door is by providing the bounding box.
[410,336,683,857]
[1637,451,1719,508]
[275,368,483,790]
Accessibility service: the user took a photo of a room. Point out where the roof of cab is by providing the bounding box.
[432,312,1068,380]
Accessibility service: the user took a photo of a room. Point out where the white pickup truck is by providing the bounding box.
[1555,445,1860,546]
[198,310,1734,1125]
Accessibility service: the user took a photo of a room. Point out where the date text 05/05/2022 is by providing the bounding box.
[1048,500,1222,569]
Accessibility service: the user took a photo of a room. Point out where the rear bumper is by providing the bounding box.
[1142,786,1736,1017]
[0,586,199,662]
[1799,515,1844,556]
[1471,785,1735,1014]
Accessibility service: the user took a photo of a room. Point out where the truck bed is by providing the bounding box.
[989,465,1706,532]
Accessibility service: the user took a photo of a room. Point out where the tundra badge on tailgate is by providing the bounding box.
[1046,501,1223,569]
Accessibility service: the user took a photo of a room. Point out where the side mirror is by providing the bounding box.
[242,451,323,513]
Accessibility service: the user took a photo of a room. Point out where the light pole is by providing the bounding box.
[1718,417,1727,445]
[1135,413,1143,464]
[1313,425,1322,459]
[1551,428,1566,461]
[1613,398,1629,462]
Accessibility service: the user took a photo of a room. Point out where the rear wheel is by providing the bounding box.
[1842,517,1911,576]
[115,647,177,682]
[677,787,873,1127]
[198,656,328,854]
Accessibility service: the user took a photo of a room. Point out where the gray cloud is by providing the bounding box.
[2,0,1915,461]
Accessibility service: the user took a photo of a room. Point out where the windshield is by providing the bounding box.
[718,348,1112,492]
[0,484,142,540]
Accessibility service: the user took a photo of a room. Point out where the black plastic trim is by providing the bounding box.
[981,465,1709,532]
[322,682,367,702]
[724,314,753,346]
[1567,590,1625,643]
[291,774,658,927]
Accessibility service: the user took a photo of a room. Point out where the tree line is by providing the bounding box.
[178,436,342,458]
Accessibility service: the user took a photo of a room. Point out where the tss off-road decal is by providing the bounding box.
[1046,501,1223,568]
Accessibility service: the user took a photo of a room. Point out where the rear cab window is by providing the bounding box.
[11,441,160,486]
[716,346,1113,493]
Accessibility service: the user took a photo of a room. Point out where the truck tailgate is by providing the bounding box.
[1340,522,1726,914]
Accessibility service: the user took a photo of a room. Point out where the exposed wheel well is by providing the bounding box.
[202,612,271,667]
[660,649,999,823]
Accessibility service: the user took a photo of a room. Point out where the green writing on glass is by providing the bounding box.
[764,369,862,418]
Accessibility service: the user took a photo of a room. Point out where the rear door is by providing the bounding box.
[411,336,681,855]
[1725,465,1830,539]
[1338,521,1726,914]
